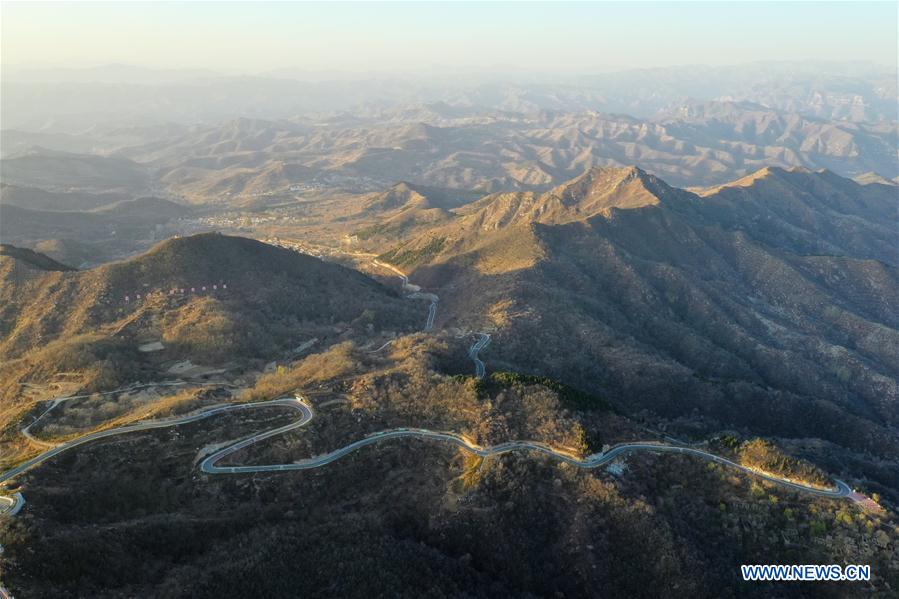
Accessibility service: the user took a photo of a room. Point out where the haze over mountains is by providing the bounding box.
[2,164,897,597]
[1,57,898,598]
[2,104,894,207]
[3,61,896,128]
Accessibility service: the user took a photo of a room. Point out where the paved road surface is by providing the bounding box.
[408,292,439,331]
[1,396,852,519]
[0,239,863,595]
[468,333,491,378]
[0,399,303,489]
[366,339,395,354]
[19,400,63,448]
[372,259,438,330]
[0,494,24,517]
[425,297,438,331]
[20,381,189,448]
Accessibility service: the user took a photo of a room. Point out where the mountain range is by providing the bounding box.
[0,233,418,413]
[0,148,152,193]
[3,61,895,131]
[0,196,192,267]
[2,95,896,208]
[1,164,897,596]
[377,166,899,492]
[353,181,485,242]
[1,60,897,595]
[101,102,898,199]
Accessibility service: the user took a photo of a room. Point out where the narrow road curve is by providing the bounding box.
[468,333,491,378]
[20,381,189,449]
[0,493,24,517]
[20,400,63,448]
[372,259,438,331]
[0,398,305,489]
[366,339,395,354]
[408,292,438,331]
[2,260,448,517]
[424,295,438,331]
[1,396,852,520]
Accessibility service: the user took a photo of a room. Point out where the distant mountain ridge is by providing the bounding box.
[378,166,899,465]
[3,94,895,202]
[0,183,131,212]
[3,61,894,129]
[0,197,190,249]
[352,182,485,243]
[0,244,76,272]
[0,148,150,193]
[364,181,482,213]
[452,166,697,229]
[105,102,897,200]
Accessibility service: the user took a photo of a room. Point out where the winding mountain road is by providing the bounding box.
[372,259,438,331]
[19,381,189,446]
[366,339,395,354]
[0,253,857,520]
[0,239,868,597]
[407,291,439,331]
[1,395,852,520]
[2,259,453,518]
[0,493,24,517]
[373,258,483,375]
[19,400,63,448]
[423,295,438,331]
[468,333,491,378]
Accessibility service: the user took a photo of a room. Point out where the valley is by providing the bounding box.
[1,162,896,595]
[0,42,897,596]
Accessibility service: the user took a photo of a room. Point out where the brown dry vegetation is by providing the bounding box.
[379,167,899,502]
[1,161,897,597]
[239,341,364,402]
[0,233,419,474]
[1,333,895,598]
[1,385,226,471]
[738,438,829,487]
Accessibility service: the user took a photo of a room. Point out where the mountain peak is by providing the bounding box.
[390,181,422,195]
[95,233,400,304]
[363,182,429,213]
[0,244,76,272]
[364,181,482,214]
[548,165,675,214]
[450,166,687,234]
[854,171,896,186]
[707,165,824,191]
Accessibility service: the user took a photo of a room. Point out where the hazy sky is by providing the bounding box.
[2,1,896,74]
